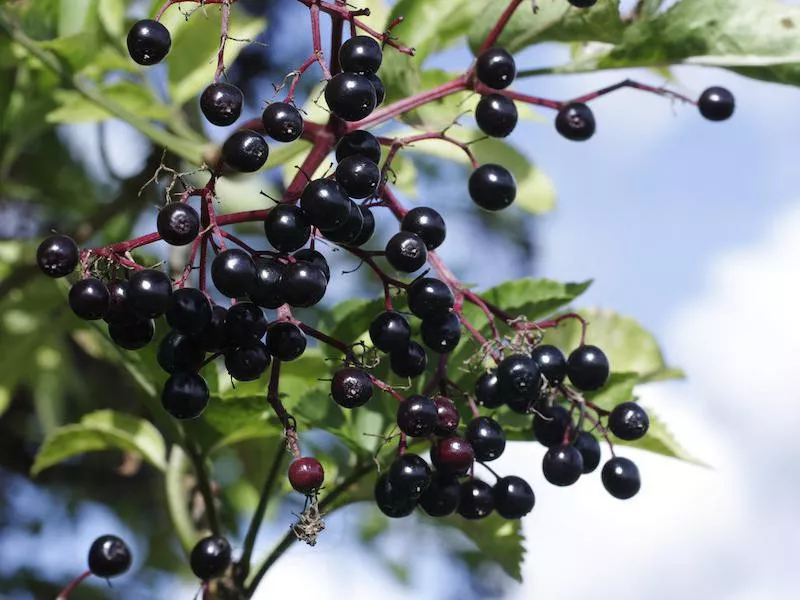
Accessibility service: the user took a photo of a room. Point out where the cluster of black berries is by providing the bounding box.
[325,35,386,121]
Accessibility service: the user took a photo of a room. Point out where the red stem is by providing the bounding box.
[56,570,92,600]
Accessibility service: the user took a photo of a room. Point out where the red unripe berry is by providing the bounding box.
[288,457,325,494]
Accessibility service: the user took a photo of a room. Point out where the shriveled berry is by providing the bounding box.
[288,457,325,494]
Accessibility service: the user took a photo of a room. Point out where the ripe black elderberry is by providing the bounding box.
[261,101,304,142]
[496,353,541,403]
[374,473,417,518]
[299,179,351,231]
[475,370,503,408]
[531,344,567,385]
[388,453,431,498]
[109,319,155,350]
[476,47,516,90]
[421,313,462,354]
[418,471,461,517]
[407,277,454,319]
[200,82,243,126]
[331,367,374,408]
[339,35,383,74]
[281,262,327,307]
[104,280,131,325]
[434,397,461,436]
[385,231,428,272]
[250,257,285,309]
[390,341,428,378]
[211,248,256,298]
[457,479,495,520]
[69,278,109,320]
[608,401,650,441]
[225,301,267,345]
[401,207,446,250]
[190,536,232,581]
[396,395,438,437]
[166,287,211,335]
[127,19,171,66]
[293,249,330,281]
[127,269,172,318]
[322,200,364,245]
[267,321,307,361]
[542,444,584,486]
[157,202,200,246]
[221,130,269,173]
[224,343,271,381]
[567,344,609,391]
[465,416,506,462]
[350,206,376,246]
[157,330,204,374]
[162,372,209,419]
[475,94,518,137]
[493,476,535,519]
[88,535,132,579]
[325,73,377,122]
[365,73,385,105]
[335,155,380,199]
[336,130,381,164]
[469,164,516,211]
[369,311,411,352]
[198,305,228,352]
[263,204,311,253]
[555,102,596,141]
[698,86,735,121]
[288,457,325,494]
[532,404,571,447]
[37,234,79,278]
[431,436,475,475]
[601,456,641,499]
[568,0,598,7]
[573,431,601,473]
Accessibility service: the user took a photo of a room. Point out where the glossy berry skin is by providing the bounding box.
[249,257,285,309]
[69,278,109,320]
[211,249,256,298]
[335,155,380,199]
[288,457,325,494]
[434,397,461,437]
[339,35,383,74]
[396,395,438,437]
[568,0,598,7]
[162,372,209,419]
[365,73,385,105]
[299,179,351,231]
[157,202,200,246]
[200,82,243,126]
[331,367,373,408]
[493,476,535,519]
[608,401,650,441]
[465,416,506,462]
[601,456,641,499]
[369,311,411,352]
[267,321,307,361]
[401,207,446,250]
[555,102,596,141]
[542,444,584,487]
[225,301,267,345]
[407,277,454,319]
[350,206,375,247]
[531,344,567,385]
[198,306,227,352]
[190,536,231,581]
[421,313,462,354]
[457,479,494,520]
[103,280,132,325]
[323,200,364,245]
[157,330,205,374]
[221,130,269,173]
[476,47,516,90]
[109,319,155,350]
[166,287,211,335]
[506,395,537,415]
[390,341,428,378]
[573,431,601,474]
[37,234,79,278]
[262,101,304,142]
[224,342,271,381]
[127,269,172,318]
[496,354,541,403]
[325,73,377,122]
[388,453,431,498]
[88,535,132,578]
[567,345,610,391]
[475,94,518,138]
[469,164,516,211]
[431,436,475,475]
[281,262,327,308]
[418,471,461,517]
[475,370,503,408]
[532,404,571,448]
[335,130,381,164]
[385,231,428,272]
[374,473,417,518]
[293,249,330,281]
[698,86,735,121]
[127,19,170,66]
[264,204,310,253]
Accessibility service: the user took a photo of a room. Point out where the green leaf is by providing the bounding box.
[32,410,168,475]
[39,32,100,71]
[639,0,665,19]
[616,409,705,465]
[58,0,98,38]
[47,82,174,123]
[0,386,10,419]
[97,0,125,38]
[478,278,592,321]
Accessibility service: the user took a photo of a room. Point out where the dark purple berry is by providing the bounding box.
[568,0,598,6]
[250,257,285,309]
[421,313,461,354]
[325,73,377,122]
[262,101,303,142]
[496,353,541,404]
[601,456,641,499]
[567,344,609,391]
[162,372,209,419]
[698,86,735,121]
[88,535,132,578]
[157,202,200,246]
[166,287,211,335]
[457,479,494,520]
[157,330,205,374]
[127,19,170,66]
[573,431,601,473]
[401,207,446,250]
[200,82,243,126]
[109,319,155,350]
[531,344,567,385]
[221,130,269,173]
[493,476,534,519]
[476,47,516,90]
[431,436,474,475]
[608,401,650,441]
[365,72,385,105]
[331,367,373,408]
[350,205,375,247]
[69,278,109,320]
[211,249,256,298]
[225,301,266,345]
[322,200,364,245]
[299,179,351,231]
[374,473,417,518]
[339,35,383,74]
[266,321,306,361]
[281,262,327,307]
[127,269,172,318]
[475,93,517,137]
[288,457,324,494]
[264,204,310,253]
[465,417,506,462]
[475,370,503,408]
[532,404,571,448]
[390,341,428,378]
[335,130,381,164]
[397,395,437,437]
[37,234,78,278]
[190,536,231,581]
[197,306,228,352]
[469,164,516,211]
[388,453,431,498]
[407,277,454,319]
[434,397,460,437]
[293,249,330,281]
[418,471,460,517]
[103,280,132,325]
[224,342,270,381]
[555,102,595,141]
[335,155,380,199]
[369,311,411,353]
[542,444,583,486]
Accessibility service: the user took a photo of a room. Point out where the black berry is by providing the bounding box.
[567,344,609,391]
[401,207,446,250]
[262,101,304,142]
[496,353,541,404]
[465,416,506,462]
[350,205,375,247]
[457,479,494,520]
[374,473,417,518]
[166,287,211,335]
[225,342,271,381]
[608,401,650,441]
[103,279,132,325]
[200,82,243,126]
[531,344,567,385]
[407,277,454,319]
[388,453,431,498]
[293,249,330,281]
[162,372,209,419]
[339,35,383,74]
[601,456,641,500]
[434,397,461,436]
[555,102,595,141]
[532,404,571,448]
[221,130,269,173]
[325,73,377,122]
[493,476,535,519]
[396,395,438,437]
[475,370,503,408]
[322,199,364,245]
[190,535,231,581]
[127,269,172,318]
[698,86,735,121]
[369,311,411,352]
[390,341,428,378]
[431,436,474,475]
[573,431,601,473]
[365,72,385,105]
[69,278,109,320]
[420,313,461,354]
[469,164,516,211]
[157,330,205,374]
[264,204,311,253]
[127,19,170,66]
[109,319,155,350]
[336,130,381,164]
[476,47,516,90]
[288,457,324,494]
[542,444,583,486]
[281,262,327,307]
[88,535,132,578]
[157,203,200,246]
[250,257,285,309]
[331,367,373,408]
[37,234,79,278]
[211,248,256,298]
[299,179,351,231]
[197,306,228,352]
[385,231,428,272]
[418,471,461,517]
[266,321,307,361]
[475,94,518,137]
[225,301,267,345]
[335,155,380,199]
[568,0,598,8]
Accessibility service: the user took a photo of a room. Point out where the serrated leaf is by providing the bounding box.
[32,409,167,475]
[478,278,592,320]
[616,409,705,465]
